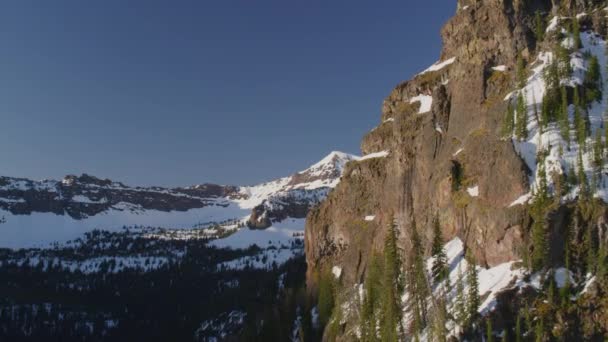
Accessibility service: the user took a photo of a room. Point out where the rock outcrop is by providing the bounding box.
[305,0,608,328]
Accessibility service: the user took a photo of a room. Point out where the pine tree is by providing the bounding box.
[361,254,383,342]
[516,92,528,141]
[531,160,549,271]
[466,251,480,325]
[486,319,494,342]
[574,88,587,148]
[572,17,582,50]
[559,87,571,145]
[408,220,429,332]
[530,217,548,271]
[381,217,401,341]
[547,276,556,305]
[317,268,335,328]
[517,54,527,88]
[431,216,449,286]
[429,296,448,342]
[567,164,578,187]
[502,102,515,137]
[584,225,597,275]
[535,318,544,342]
[557,44,573,78]
[454,264,467,327]
[597,243,608,280]
[584,55,602,105]
[577,150,589,198]
[593,129,603,181]
[534,11,544,42]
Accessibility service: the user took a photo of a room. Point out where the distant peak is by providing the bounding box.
[308,151,360,171]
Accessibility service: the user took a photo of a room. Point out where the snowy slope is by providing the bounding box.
[0,151,358,249]
[505,28,608,205]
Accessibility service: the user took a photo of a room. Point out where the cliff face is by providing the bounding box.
[306,0,606,306]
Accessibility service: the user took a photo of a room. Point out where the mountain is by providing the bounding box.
[305,0,608,340]
[0,151,358,341]
[0,151,358,249]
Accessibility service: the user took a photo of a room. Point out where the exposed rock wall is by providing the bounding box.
[306,0,608,303]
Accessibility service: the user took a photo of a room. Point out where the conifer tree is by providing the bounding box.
[593,129,603,180]
[547,276,556,305]
[486,319,494,342]
[381,218,401,341]
[531,215,548,271]
[502,102,515,137]
[559,87,570,145]
[517,54,526,88]
[584,225,597,275]
[408,220,429,332]
[431,216,449,286]
[466,251,480,325]
[597,243,608,280]
[429,296,448,342]
[454,264,467,327]
[567,164,578,187]
[317,268,335,328]
[530,157,550,271]
[516,92,528,141]
[577,150,589,198]
[574,88,587,148]
[534,11,544,43]
[361,254,383,342]
[556,44,572,78]
[584,55,602,105]
[535,318,544,342]
[572,18,581,50]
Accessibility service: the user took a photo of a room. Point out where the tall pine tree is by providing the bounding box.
[361,254,383,342]
[466,251,480,326]
[454,264,467,328]
[431,216,449,286]
[380,217,401,341]
[408,220,429,333]
[516,92,528,141]
[502,102,515,137]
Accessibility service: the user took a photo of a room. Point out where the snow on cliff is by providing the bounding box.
[505,29,608,206]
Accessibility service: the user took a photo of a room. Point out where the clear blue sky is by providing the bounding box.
[0,1,454,187]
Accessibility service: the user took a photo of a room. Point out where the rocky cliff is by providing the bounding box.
[306,0,608,339]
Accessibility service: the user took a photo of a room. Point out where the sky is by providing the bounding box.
[0,1,455,187]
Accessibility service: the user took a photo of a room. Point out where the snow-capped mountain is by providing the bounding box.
[0,151,358,249]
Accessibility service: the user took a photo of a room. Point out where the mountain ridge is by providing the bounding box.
[0,151,358,249]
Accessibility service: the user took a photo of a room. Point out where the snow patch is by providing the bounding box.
[509,193,532,207]
[359,150,389,161]
[410,94,433,114]
[452,148,464,157]
[418,57,456,75]
[332,266,342,279]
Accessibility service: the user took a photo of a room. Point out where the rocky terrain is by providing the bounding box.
[306,0,608,340]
